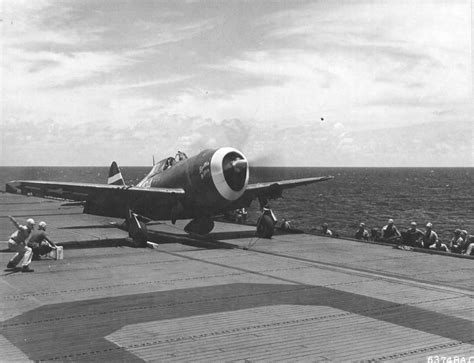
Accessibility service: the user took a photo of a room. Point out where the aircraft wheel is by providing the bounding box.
[256,215,274,239]
[130,235,147,248]
[129,220,148,248]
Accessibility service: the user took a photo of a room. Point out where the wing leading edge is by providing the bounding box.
[234,175,334,207]
[6,180,185,200]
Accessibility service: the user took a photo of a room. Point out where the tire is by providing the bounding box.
[129,220,148,248]
[256,215,274,239]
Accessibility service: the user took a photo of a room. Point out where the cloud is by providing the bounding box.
[1,112,471,167]
[139,19,218,49]
[1,0,472,166]
[213,49,338,90]
[0,114,255,166]
[247,119,473,167]
[5,49,131,89]
[262,1,471,103]
[177,118,251,151]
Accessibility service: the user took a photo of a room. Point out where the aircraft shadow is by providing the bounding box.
[206,228,303,241]
[147,230,236,249]
[57,221,166,230]
[57,225,119,229]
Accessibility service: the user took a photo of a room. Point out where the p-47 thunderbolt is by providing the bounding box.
[6,147,333,245]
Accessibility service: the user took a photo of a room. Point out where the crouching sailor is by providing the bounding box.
[6,216,35,272]
[381,219,401,243]
[28,221,58,260]
[355,223,370,240]
[256,203,277,238]
[280,218,292,231]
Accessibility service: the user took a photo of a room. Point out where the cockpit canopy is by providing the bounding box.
[151,151,189,173]
[152,157,175,173]
[136,152,188,187]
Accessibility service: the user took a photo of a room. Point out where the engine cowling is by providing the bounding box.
[210,147,249,201]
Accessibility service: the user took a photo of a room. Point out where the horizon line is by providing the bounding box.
[0,165,473,169]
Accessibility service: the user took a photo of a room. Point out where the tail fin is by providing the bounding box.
[108,161,125,185]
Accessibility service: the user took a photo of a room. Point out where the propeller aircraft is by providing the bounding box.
[6,147,333,245]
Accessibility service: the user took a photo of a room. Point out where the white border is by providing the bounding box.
[210,147,249,201]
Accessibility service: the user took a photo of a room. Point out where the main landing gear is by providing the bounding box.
[121,210,149,247]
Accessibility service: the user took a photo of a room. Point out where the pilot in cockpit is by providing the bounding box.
[164,157,176,170]
[176,151,188,161]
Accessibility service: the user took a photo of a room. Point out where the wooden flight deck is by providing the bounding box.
[1,193,472,362]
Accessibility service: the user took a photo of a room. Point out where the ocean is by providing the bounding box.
[1,166,472,242]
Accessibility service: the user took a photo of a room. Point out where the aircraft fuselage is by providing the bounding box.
[131,147,249,221]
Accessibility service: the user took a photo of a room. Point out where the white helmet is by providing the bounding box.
[26,218,35,227]
[39,221,47,229]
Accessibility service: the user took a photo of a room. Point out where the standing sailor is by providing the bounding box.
[6,216,35,272]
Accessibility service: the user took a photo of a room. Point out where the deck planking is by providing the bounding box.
[0,193,472,362]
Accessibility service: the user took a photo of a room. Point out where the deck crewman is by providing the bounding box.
[422,222,438,249]
[28,221,58,260]
[461,230,474,255]
[6,216,35,272]
[381,219,401,243]
[280,218,292,231]
[449,229,464,253]
[321,223,333,236]
[403,222,424,247]
[355,223,370,240]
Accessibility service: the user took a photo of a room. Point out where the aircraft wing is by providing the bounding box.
[6,180,185,219]
[6,180,184,200]
[235,176,334,207]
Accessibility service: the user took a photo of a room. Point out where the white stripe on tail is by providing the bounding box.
[108,161,125,185]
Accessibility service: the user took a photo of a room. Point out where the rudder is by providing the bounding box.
[108,161,125,185]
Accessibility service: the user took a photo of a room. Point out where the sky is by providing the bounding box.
[1,0,473,166]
